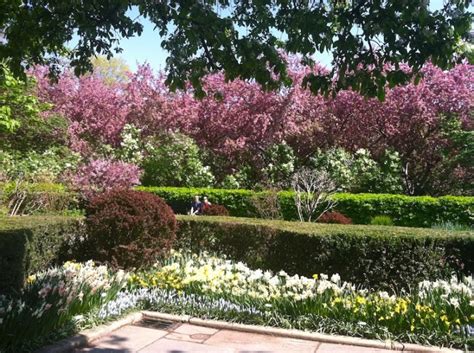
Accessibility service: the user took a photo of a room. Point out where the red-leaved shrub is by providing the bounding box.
[317,211,352,224]
[202,204,230,216]
[84,189,176,268]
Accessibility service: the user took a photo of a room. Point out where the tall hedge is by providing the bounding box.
[138,186,474,227]
[176,216,474,290]
[0,216,82,294]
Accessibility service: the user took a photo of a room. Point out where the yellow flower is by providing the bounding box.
[355,296,367,305]
[27,274,37,284]
[312,274,318,280]
[331,297,343,306]
[394,299,408,314]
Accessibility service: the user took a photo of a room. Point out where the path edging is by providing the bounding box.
[142,311,462,353]
[35,310,463,353]
[34,312,142,353]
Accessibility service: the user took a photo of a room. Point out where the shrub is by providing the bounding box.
[0,216,83,294]
[84,189,176,269]
[141,132,214,187]
[202,204,229,216]
[317,211,352,224]
[370,215,394,226]
[175,216,474,290]
[250,189,282,220]
[139,186,474,228]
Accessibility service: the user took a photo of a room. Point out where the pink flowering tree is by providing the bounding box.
[33,60,473,195]
[33,66,130,156]
[73,159,141,195]
[302,63,473,195]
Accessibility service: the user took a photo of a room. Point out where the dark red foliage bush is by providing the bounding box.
[317,211,352,224]
[202,204,230,216]
[84,189,176,269]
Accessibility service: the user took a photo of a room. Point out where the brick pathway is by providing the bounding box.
[75,321,399,353]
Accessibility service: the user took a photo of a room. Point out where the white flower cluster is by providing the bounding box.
[418,276,473,297]
[152,251,474,312]
[0,261,128,324]
[158,251,355,301]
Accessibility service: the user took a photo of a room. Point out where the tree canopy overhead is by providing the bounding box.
[0,0,472,97]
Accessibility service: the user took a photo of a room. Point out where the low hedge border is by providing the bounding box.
[175,215,474,290]
[1,214,473,293]
[0,216,83,294]
[138,186,474,227]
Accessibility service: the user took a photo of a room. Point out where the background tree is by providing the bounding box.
[1,1,472,97]
[0,61,45,133]
[91,56,131,86]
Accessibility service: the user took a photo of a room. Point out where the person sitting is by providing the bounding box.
[202,196,212,212]
[189,195,203,215]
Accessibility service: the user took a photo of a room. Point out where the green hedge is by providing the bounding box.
[0,216,82,294]
[138,186,474,227]
[0,182,79,216]
[2,213,473,292]
[176,216,474,290]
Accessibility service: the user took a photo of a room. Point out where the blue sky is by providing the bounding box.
[88,0,472,72]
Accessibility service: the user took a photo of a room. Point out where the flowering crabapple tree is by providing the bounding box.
[73,159,141,196]
[33,60,473,195]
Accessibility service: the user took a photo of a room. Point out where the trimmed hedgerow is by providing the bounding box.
[0,216,83,294]
[136,186,257,217]
[138,186,474,227]
[175,215,474,290]
[0,182,79,216]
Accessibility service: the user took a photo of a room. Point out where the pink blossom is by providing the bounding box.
[73,159,141,194]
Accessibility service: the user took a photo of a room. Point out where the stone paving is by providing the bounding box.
[75,321,401,353]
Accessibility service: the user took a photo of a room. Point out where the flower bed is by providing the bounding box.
[128,251,474,348]
[0,261,128,353]
[1,252,473,351]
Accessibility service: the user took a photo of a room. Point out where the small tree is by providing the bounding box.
[292,169,338,222]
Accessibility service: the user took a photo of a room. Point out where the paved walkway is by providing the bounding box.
[75,320,400,353]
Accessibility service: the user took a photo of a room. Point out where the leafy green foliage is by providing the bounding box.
[0,61,46,133]
[0,216,83,294]
[0,182,79,216]
[1,1,472,97]
[309,148,403,193]
[431,221,473,232]
[142,132,214,187]
[90,56,131,85]
[0,147,79,183]
[370,215,394,226]
[176,215,474,290]
[139,186,474,228]
[261,142,295,188]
